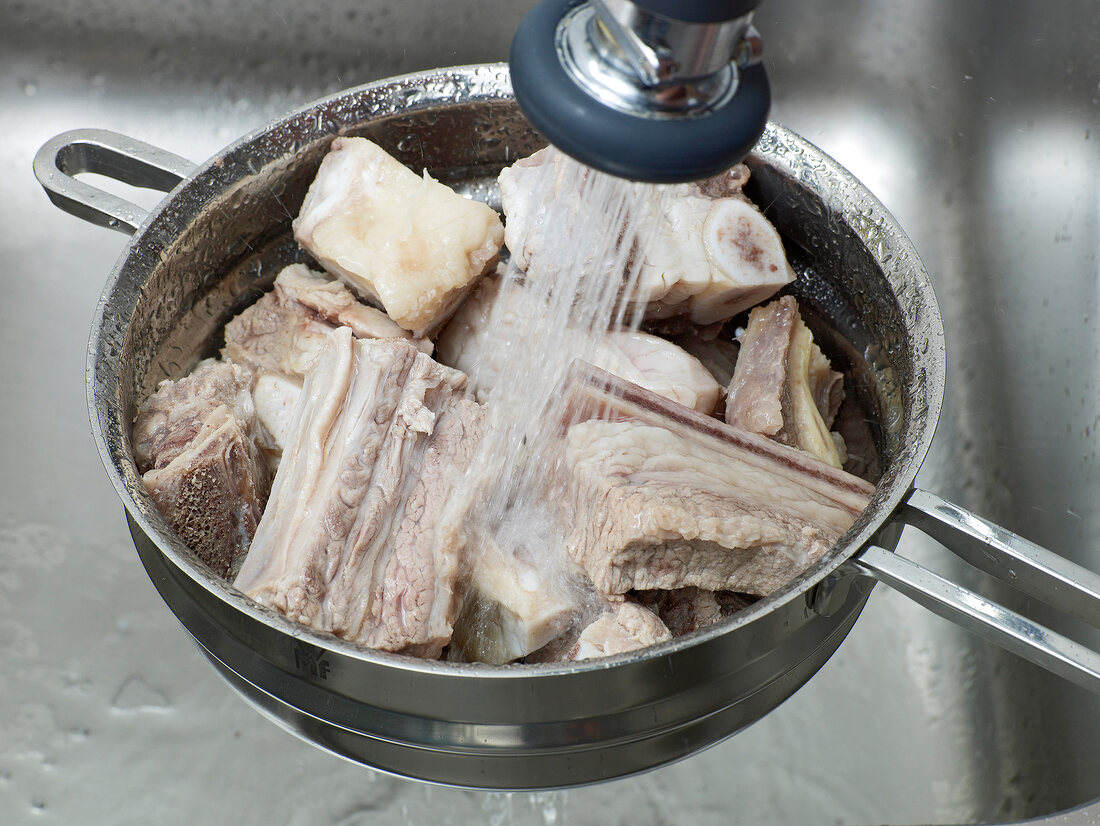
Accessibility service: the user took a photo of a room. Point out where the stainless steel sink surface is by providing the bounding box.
[2,1,1097,823]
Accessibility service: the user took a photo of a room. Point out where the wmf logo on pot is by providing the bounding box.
[294,640,331,679]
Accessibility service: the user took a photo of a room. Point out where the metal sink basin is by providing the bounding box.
[2,1,1097,823]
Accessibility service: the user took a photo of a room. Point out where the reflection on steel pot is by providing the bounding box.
[33,64,1100,791]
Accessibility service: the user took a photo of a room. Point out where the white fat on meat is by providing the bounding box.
[498,146,795,326]
[599,330,722,415]
[293,137,504,336]
[449,539,577,664]
[436,273,722,413]
[724,295,845,467]
[251,373,300,455]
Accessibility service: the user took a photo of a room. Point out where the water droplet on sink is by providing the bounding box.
[110,675,170,712]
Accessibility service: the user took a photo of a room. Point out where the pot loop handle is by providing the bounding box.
[34,129,197,235]
[854,488,1100,693]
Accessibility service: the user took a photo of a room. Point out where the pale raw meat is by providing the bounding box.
[570,601,672,660]
[449,539,577,664]
[670,326,740,388]
[561,364,875,597]
[433,269,525,402]
[498,146,794,325]
[599,330,722,415]
[724,296,845,467]
[223,263,434,462]
[274,263,431,354]
[436,272,721,413]
[133,359,270,578]
[222,288,333,382]
[293,137,504,336]
[251,373,300,461]
[233,329,482,657]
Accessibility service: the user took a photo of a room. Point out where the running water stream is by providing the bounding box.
[444,150,675,653]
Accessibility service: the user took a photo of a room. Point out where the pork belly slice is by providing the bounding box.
[561,363,875,597]
[293,137,504,336]
[133,360,270,578]
[498,146,794,326]
[233,329,481,657]
[449,539,577,664]
[724,295,846,467]
[436,271,721,413]
[632,588,757,636]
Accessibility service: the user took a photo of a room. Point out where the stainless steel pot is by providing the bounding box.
[33,64,1100,791]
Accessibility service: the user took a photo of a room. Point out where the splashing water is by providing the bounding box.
[444,150,674,634]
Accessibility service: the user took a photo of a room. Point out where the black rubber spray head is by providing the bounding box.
[509,0,770,183]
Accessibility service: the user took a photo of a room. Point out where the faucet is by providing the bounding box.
[509,0,770,183]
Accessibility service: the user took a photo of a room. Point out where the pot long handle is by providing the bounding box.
[853,487,1100,693]
[33,129,196,235]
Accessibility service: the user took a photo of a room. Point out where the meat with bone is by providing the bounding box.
[561,363,875,597]
[233,329,482,657]
[293,137,504,336]
[273,263,432,353]
[436,271,722,413]
[133,359,270,578]
[498,146,795,325]
[724,295,846,467]
[223,264,432,463]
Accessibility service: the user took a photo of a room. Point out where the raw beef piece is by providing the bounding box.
[724,296,846,467]
[570,601,672,660]
[599,330,722,415]
[433,268,526,403]
[668,326,740,388]
[526,599,671,663]
[436,272,722,413]
[561,363,875,597]
[273,264,432,353]
[448,538,577,664]
[133,359,270,578]
[293,137,504,336]
[632,588,757,636]
[233,329,482,657]
[223,264,431,463]
[222,284,333,383]
[498,146,794,326]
